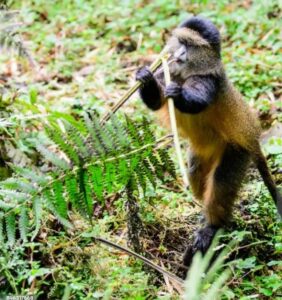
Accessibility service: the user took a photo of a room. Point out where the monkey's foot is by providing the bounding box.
[183,225,219,267]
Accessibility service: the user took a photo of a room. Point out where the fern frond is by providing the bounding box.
[141,117,155,144]
[125,115,143,147]
[157,148,176,179]
[1,177,36,193]
[77,169,93,219]
[142,159,157,188]
[11,166,48,184]
[65,174,78,207]
[90,112,113,154]
[32,197,42,240]
[52,180,68,219]
[36,143,70,170]
[0,114,175,245]
[45,124,80,166]
[148,153,166,182]
[0,213,4,243]
[110,114,130,149]
[88,165,104,201]
[116,159,130,186]
[64,121,90,159]
[83,112,105,156]
[104,162,116,193]
[19,206,29,242]
[0,189,28,201]
[0,199,15,210]
[5,211,16,246]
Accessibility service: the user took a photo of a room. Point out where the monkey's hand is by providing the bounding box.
[164,82,182,99]
[136,66,154,85]
[136,66,163,111]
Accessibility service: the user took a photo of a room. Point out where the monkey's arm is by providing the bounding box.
[165,75,219,114]
[136,66,164,111]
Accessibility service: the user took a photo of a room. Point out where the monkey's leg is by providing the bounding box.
[184,145,250,266]
[187,151,205,201]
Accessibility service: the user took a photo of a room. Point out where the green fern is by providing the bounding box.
[0,113,175,245]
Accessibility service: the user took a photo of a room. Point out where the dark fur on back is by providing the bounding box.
[179,17,221,53]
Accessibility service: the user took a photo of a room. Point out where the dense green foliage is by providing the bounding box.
[0,0,281,299]
[0,112,175,244]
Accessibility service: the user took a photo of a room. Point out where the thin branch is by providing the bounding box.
[95,237,184,285]
[161,57,189,188]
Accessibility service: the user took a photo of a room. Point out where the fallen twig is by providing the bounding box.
[94,236,184,286]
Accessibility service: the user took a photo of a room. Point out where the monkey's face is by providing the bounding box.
[167,23,221,78]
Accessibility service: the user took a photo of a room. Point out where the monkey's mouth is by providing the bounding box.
[175,59,185,64]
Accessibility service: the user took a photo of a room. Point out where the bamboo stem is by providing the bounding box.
[100,47,169,125]
[161,57,189,188]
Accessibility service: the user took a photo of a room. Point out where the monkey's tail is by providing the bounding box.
[254,152,282,218]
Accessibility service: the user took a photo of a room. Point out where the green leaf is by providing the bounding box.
[88,165,104,201]
[6,212,16,246]
[32,197,42,240]
[19,206,29,242]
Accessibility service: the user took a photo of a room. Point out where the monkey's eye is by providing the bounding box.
[179,39,195,49]
[178,38,188,46]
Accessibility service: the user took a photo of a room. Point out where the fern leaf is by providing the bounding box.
[0,213,4,244]
[77,169,92,218]
[104,162,116,193]
[65,174,78,207]
[32,197,42,240]
[88,165,104,201]
[82,170,93,219]
[36,143,70,170]
[6,212,16,246]
[157,149,176,179]
[134,165,147,195]
[65,125,89,159]
[0,200,15,210]
[142,159,157,188]
[0,189,28,201]
[45,125,80,166]
[83,112,106,156]
[43,189,73,228]
[141,117,155,144]
[148,153,165,182]
[11,166,48,185]
[126,174,139,197]
[19,206,29,242]
[110,114,130,149]
[90,112,114,153]
[52,181,68,219]
[125,116,142,147]
[117,159,130,186]
[1,178,36,193]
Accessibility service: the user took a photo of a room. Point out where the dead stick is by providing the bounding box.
[161,57,189,188]
[95,237,184,285]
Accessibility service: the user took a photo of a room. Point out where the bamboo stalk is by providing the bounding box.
[100,47,169,125]
[161,57,189,188]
